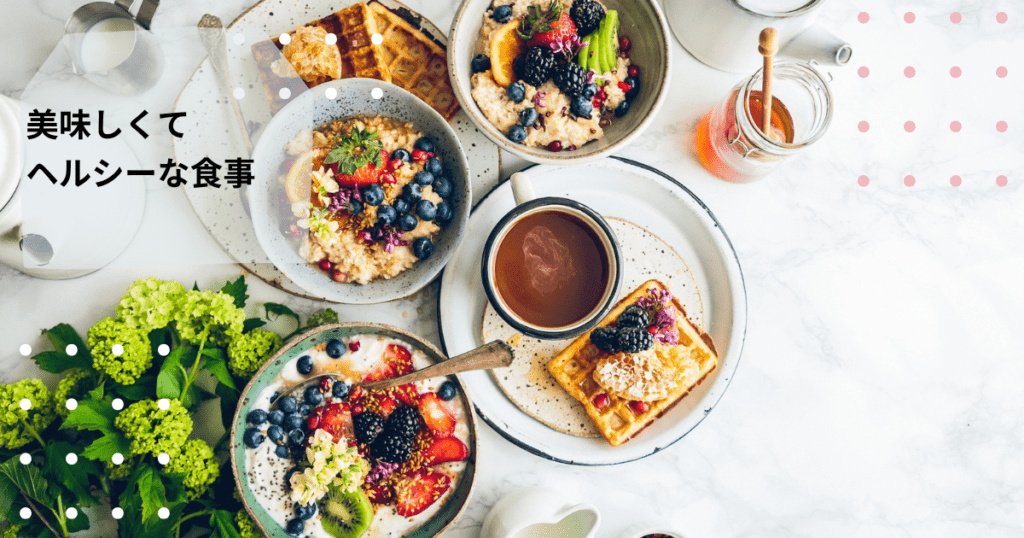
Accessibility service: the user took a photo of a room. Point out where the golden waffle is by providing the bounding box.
[547,280,718,446]
[366,1,460,121]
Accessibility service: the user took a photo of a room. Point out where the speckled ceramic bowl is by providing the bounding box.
[248,79,471,304]
[448,0,672,165]
[230,323,478,538]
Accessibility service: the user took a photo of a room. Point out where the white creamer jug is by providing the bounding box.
[481,488,601,538]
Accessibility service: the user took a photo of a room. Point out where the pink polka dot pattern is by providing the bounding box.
[904,66,916,78]
[950,66,962,78]
[904,175,916,187]
[996,175,1008,187]
[996,12,1007,24]
[858,121,870,132]
[858,175,870,187]
[858,66,870,78]
[950,121,962,132]
[904,12,915,23]
[904,121,916,132]
[997,121,1008,132]
[858,12,869,23]
[950,175,962,187]
[997,66,1008,78]
[950,12,961,24]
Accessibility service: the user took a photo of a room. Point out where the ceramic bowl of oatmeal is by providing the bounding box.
[449,0,671,165]
[249,78,471,304]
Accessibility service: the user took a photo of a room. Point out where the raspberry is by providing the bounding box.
[629,401,649,414]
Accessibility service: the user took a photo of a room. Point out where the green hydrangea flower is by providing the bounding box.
[105,455,138,481]
[0,379,56,449]
[86,317,153,385]
[235,510,261,538]
[1,524,26,538]
[163,439,219,500]
[54,369,92,418]
[116,277,187,330]
[114,399,192,458]
[174,290,245,347]
[227,329,283,378]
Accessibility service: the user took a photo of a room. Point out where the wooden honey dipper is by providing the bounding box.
[758,27,779,137]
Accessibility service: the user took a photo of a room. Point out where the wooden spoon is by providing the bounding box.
[758,27,779,137]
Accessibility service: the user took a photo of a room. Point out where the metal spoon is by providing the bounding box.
[197,13,254,155]
[271,340,514,407]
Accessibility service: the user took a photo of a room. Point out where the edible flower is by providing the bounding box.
[533,91,548,108]
[382,228,408,253]
[637,287,682,345]
[364,461,399,484]
[290,429,369,505]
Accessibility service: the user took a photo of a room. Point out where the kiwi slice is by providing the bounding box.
[319,487,374,538]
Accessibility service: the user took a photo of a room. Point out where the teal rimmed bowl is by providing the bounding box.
[229,323,478,538]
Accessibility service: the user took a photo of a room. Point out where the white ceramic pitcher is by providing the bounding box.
[664,0,851,73]
[481,487,601,538]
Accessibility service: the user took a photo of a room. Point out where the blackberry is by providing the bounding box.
[569,0,606,37]
[371,431,413,463]
[617,305,649,329]
[617,327,654,353]
[354,412,385,445]
[590,327,620,354]
[553,62,587,97]
[520,46,556,88]
[384,406,421,438]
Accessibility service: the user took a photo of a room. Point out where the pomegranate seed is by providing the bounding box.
[330,269,347,283]
[341,402,351,412]
[628,65,640,78]
[629,401,649,414]
[411,149,434,162]
[547,141,563,152]
[307,415,320,430]
[595,89,607,100]
[388,159,404,171]
[593,393,609,409]
[348,340,361,352]
[647,326,657,334]
[568,144,577,151]
[619,36,632,52]
[618,81,633,93]
[352,404,364,415]
[382,172,396,184]
[319,377,333,393]
[318,258,334,271]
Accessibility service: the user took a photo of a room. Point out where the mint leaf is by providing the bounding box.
[81,431,131,460]
[202,348,237,391]
[63,398,117,434]
[220,276,249,309]
[210,509,243,538]
[43,443,100,507]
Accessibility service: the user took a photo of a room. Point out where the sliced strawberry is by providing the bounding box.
[377,396,398,417]
[365,483,394,504]
[349,385,366,402]
[393,383,420,407]
[522,5,577,48]
[384,344,414,376]
[363,360,396,382]
[394,470,452,517]
[318,402,354,444]
[418,393,456,438]
[335,162,381,187]
[422,437,469,466]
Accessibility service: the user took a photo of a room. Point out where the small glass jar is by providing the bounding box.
[696,61,833,182]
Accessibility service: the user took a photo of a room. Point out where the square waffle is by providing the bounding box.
[547,279,719,446]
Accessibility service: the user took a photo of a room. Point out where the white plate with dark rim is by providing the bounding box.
[172,0,500,301]
[437,157,746,465]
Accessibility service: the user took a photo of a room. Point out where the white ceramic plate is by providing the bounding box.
[172,0,500,301]
[437,157,746,465]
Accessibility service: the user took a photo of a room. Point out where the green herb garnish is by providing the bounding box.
[323,128,384,176]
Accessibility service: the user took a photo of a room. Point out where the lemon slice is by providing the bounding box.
[284,150,321,204]
[489,20,525,87]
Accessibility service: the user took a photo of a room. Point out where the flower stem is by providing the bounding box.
[20,492,63,538]
[19,416,46,448]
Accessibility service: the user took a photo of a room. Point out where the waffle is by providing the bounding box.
[547,279,718,446]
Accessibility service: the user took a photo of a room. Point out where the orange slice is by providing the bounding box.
[489,20,525,87]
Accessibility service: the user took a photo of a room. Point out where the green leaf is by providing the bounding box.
[193,282,200,291]
[65,506,91,532]
[42,324,92,358]
[263,302,301,328]
[30,350,92,374]
[87,382,104,401]
[219,276,249,309]
[43,443,100,506]
[157,345,192,399]
[216,383,241,432]
[112,374,156,400]
[123,464,165,522]
[242,317,267,333]
[81,431,131,460]
[201,348,237,391]
[210,509,243,538]
[0,467,17,521]
[63,398,117,434]
[0,457,54,506]
[304,308,339,330]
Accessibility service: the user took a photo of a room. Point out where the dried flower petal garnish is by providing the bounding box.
[533,91,548,108]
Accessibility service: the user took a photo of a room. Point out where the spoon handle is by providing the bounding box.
[358,340,514,391]
[197,14,254,154]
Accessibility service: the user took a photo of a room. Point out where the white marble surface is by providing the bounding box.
[3,0,1024,536]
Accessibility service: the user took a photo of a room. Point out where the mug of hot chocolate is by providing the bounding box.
[481,173,623,340]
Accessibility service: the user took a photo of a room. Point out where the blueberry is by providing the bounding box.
[624,76,640,100]
[361,184,385,206]
[425,158,443,176]
[570,96,593,118]
[349,199,364,214]
[471,54,491,74]
[402,183,422,202]
[332,381,350,399]
[290,444,304,460]
[286,518,304,536]
[275,444,290,458]
[582,83,599,99]
[392,148,411,162]
[414,137,435,153]
[507,125,527,143]
[397,213,419,232]
[246,409,268,425]
[416,200,437,221]
[243,428,264,449]
[412,237,434,259]
[414,171,434,186]
[279,396,297,413]
[325,338,345,358]
[377,205,398,226]
[614,100,630,117]
[303,386,323,406]
[288,429,306,446]
[295,503,317,521]
[285,466,301,484]
[506,82,526,103]
[491,4,513,23]
[285,412,304,431]
[269,391,280,403]
[267,424,285,445]
[268,409,285,425]
[296,355,314,375]
[437,381,457,401]
[519,107,539,127]
[298,403,311,418]
[394,197,411,215]
[432,176,453,199]
[436,201,453,225]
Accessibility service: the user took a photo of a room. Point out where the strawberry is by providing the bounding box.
[394,470,452,517]
[520,0,577,49]
[363,361,396,382]
[365,483,394,504]
[393,383,420,407]
[318,402,354,443]
[377,396,398,417]
[384,344,415,376]
[418,393,456,438]
[411,149,434,162]
[421,437,469,466]
[335,161,381,188]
